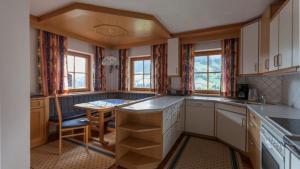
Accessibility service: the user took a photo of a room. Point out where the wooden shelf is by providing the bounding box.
[119,151,160,169]
[120,137,161,150]
[119,122,161,132]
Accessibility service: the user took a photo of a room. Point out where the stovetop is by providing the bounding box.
[269,117,300,135]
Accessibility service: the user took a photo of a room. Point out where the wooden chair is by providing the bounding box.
[54,93,89,155]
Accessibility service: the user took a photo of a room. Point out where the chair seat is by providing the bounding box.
[50,111,86,122]
[62,118,89,129]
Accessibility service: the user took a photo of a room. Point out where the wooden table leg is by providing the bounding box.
[99,111,108,145]
[86,110,92,139]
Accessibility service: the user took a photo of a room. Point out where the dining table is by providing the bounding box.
[74,99,132,144]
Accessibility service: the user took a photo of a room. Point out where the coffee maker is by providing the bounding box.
[237,84,249,100]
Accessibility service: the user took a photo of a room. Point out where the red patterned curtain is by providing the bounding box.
[151,44,168,94]
[181,44,194,95]
[37,30,67,96]
[118,49,128,91]
[94,46,106,91]
[222,38,239,97]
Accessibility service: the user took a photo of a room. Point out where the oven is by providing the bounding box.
[260,126,285,169]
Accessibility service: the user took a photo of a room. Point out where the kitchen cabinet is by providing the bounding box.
[185,100,215,136]
[269,0,293,71]
[278,0,293,69]
[216,103,247,152]
[285,147,300,169]
[293,0,300,66]
[247,110,261,169]
[167,38,180,76]
[269,14,279,71]
[116,100,185,169]
[30,97,49,148]
[240,21,260,74]
[259,7,271,73]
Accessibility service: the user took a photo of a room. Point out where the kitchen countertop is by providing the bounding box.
[119,96,184,112]
[119,95,300,156]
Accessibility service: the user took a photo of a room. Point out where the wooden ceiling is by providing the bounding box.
[31,3,171,49]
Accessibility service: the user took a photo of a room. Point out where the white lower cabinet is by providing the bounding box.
[185,100,215,136]
[216,104,247,152]
[285,147,300,169]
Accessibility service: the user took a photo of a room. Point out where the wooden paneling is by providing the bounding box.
[31,3,170,49]
[30,97,49,148]
[247,110,261,169]
[172,23,242,44]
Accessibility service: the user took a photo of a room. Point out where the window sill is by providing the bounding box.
[192,93,221,97]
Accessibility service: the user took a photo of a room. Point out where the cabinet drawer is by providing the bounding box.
[163,108,172,133]
[186,100,214,108]
[216,103,246,115]
[31,99,45,109]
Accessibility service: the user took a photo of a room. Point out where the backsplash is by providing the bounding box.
[239,76,283,103]
[281,73,300,109]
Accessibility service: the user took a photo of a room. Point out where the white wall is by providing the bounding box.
[282,73,300,109]
[128,45,151,57]
[0,0,30,169]
[30,28,121,93]
[194,40,222,52]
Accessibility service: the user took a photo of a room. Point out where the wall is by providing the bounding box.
[194,40,222,52]
[0,0,30,169]
[282,73,300,109]
[30,28,120,93]
[104,49,119,91]
[169,40,222,90]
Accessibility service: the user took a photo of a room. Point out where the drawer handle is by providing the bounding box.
[242,118,246,127]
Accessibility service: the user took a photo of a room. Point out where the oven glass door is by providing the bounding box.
[262,144,280,169]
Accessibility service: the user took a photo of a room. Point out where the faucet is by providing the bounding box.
[260,95,266,104]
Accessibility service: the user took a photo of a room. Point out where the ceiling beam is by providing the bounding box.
[30,17,112,48]
[37,2,171,37]
[171,22,244,38]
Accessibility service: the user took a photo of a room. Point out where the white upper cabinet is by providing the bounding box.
[293,0,300,66]
[269,15,279,71]
[241,21,260,74]
[278,0,293,69]
[269,0,293,71]
[167,38,179,76]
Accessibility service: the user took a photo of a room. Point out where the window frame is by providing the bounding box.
[194,50,222,95]
[130,56,152,91]
[66,51,91,92]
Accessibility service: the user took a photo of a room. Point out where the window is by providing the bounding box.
[130,57,151,90]
[66,51,91,92]
[194,51,222,94]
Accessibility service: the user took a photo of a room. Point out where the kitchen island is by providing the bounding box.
[115,96,185,169]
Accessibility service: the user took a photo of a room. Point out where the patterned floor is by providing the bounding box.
[31,140,115,169]
[167,136,240,169]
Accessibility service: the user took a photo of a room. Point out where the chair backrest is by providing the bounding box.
[54,92,63,125]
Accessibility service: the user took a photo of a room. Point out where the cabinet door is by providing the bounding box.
[216,109,246,151]
[30,108,46,148]
[279,0,293,69]
[241,21,260,74]
[185,101,215,136]
[291,153,300,169]
[167,38,179,76]
[293,0,300,66]
[269,15,279,71]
